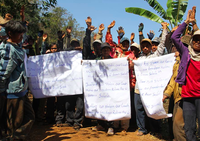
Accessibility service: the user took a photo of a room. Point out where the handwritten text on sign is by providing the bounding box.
[27,51,82,98]
[82,58,131,121]
[133,53,175,119]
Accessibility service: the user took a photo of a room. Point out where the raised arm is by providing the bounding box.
[83,17,96,59]
[154,22,168,56]
[106,20,116,47]
[171,10,193,55]
[40,33,48,54]
[96,24,104,41]
[138,23,144,44]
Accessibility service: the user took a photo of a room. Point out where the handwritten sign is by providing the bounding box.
[27,51,83,98]
[133,53,175,119]
[82,58,131,121]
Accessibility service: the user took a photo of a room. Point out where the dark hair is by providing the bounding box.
[49,43,57,49]
[5,20,26,37]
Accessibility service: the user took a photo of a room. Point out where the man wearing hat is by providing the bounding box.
[134,22,168,136]
[130,42,141,58]
[92,42,114,135]
[151,37,160,53]
[90,39,102,59]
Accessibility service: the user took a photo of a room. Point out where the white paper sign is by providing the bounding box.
[133,53,175,119]
[82,58,131,121]
[27,51,83,98]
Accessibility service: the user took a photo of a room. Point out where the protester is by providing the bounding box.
[0,15,10,140]
[162,47,186,141]
[92,42,114,135]
[134,22,168,136]
[171,6,200,141]
[82,17,96,59]
[0,20,35,140]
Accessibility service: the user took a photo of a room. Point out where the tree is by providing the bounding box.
[125,0,188,29]
[40,7,85,44]
[0,0,57,19]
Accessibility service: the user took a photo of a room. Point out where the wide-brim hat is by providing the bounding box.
[101,42,111,50]
[92,39,102,46]
[152,37,160,44]
[70,38,80,45]
[192,30,200,38]
[120,37,130,44]
[181,34,192,46]
[130,42,141,51]
[141,38,152,46]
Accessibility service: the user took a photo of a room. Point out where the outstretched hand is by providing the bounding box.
[99,24,105,32]
[130,33,135,41]
[108,20,115,29]
[185,9,195,24]
[66,26,72,34]
[147,30,155,40]
[161,22,168,29]
[43,34,48,41]
[85,16,92,27]
[138,23,144,32]
[88,25,97,32]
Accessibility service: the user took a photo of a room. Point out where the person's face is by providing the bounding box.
[192,35,200,52]
[131,46,140,58]
[121,40,129,51]
[10,32,24,44]
[152,42,159,52]
[50,45,57,53]
[141,42,152,55]
[101,47,111,59]
[71,41,80,48]
[93,43,101,56]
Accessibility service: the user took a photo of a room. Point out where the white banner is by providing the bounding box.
[133,53,175,119]
[82,58,131,121]
[27,51,83,98]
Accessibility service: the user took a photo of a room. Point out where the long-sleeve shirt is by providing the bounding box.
[135,28,168,94]
[0,41,28,97]
[171,22,190,85]
[164,56,182,103]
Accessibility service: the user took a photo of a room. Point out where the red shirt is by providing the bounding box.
[182,59,200,98]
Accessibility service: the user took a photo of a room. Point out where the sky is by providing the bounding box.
[57,0,199,44]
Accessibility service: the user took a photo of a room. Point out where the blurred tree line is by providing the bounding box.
[0,0,85,45]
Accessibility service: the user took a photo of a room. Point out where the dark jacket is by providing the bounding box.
[83,28,92,59]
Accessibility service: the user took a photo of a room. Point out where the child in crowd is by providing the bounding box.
[0,20,35,140]
[171,6,200,141]
[134,22,168,136]
[92,42,114,135]
[0,15,10,140]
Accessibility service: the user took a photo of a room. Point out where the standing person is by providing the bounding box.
[0,15,10,139]
[171,7,200,141]
[32,33,48,124]
[92,42,114,135]
[134,22,168,136]
[82,17,96,59]
[44,42,58,124]
[0,20,35,140]
[162,47,186,141]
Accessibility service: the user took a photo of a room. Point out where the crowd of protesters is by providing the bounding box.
[0,5,200,141]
